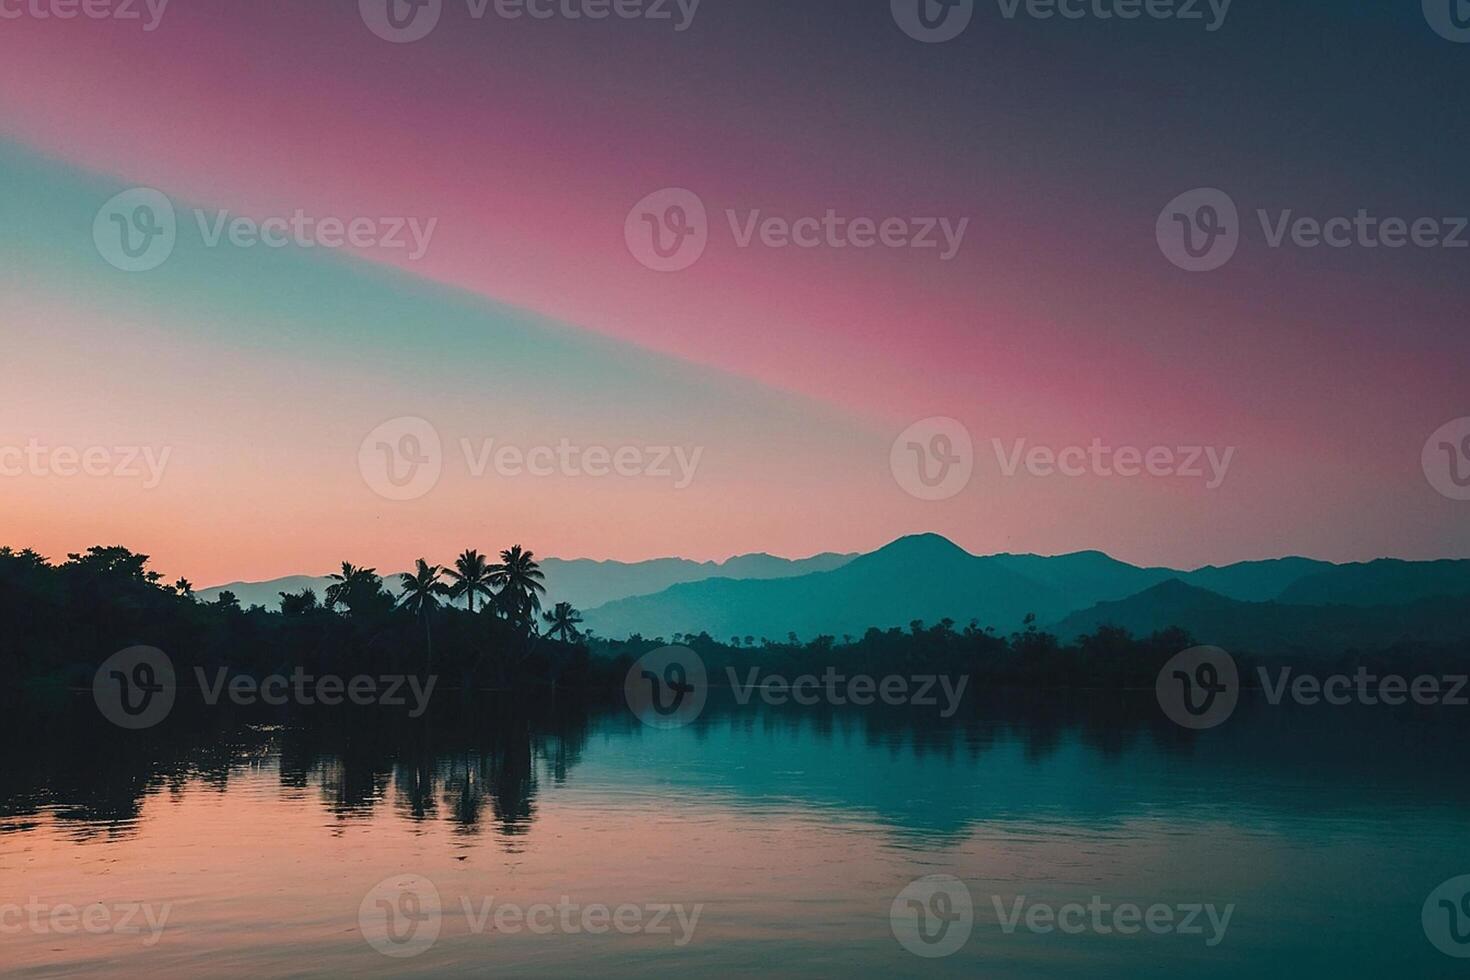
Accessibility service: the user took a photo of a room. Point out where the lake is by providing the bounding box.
[2,689,1467,977]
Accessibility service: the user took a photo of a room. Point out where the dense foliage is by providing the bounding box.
[3,545,1464,694]
[0,545,591,690]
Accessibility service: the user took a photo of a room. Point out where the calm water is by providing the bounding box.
[2,690,1467,977]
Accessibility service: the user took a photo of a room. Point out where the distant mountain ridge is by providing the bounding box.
[1276,558,1470,606]
[198,535,1470,654]
[582,534,1074,642]
[197,551,856,612]
[577,535,1470,650]
[1053,578,1470,654]
[578,535,1337,641]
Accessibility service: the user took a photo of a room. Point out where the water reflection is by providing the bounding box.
[0,693,592,846]
[5,687,1470,978]
[4,688,1468,847]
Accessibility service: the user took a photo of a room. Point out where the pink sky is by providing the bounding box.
[1,3,1465,584]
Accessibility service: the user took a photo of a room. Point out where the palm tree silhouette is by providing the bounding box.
[445,549,495,613]
[542,601,583,642]
[325,562,379,611]
[174,578,195,599]
[489,545,546,634]
[398,559,449,668]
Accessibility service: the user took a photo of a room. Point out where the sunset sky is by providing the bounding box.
[1,0,1466,585]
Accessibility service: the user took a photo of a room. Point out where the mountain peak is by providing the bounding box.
[1141,577,1221,600]
[872,533,972,559]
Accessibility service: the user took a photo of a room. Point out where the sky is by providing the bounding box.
[1,0,1466,585]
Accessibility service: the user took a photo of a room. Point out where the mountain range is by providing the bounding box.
[197,551,855,613]
[199,535,1470,654]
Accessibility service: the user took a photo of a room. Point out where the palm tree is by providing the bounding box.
[445,549,494,613]
[397,559,449,668]
[542,602,583,642]
[489,545,546,633]
[325,562,379,611]
[174,577,195,599]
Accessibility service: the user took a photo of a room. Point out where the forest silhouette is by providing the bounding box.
[2,543,1466,695]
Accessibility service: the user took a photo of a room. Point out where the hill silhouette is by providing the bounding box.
[1177,557,1335,602]
[584,533,1071,641]
[579,535,1470,647]
[180,534,1470,653]
[1275,558,1470,606]
[200,551,856,612]
[1053,579,1470,654]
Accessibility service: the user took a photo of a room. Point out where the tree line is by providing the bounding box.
[0,544,590,691]
[3,545,1464,697]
